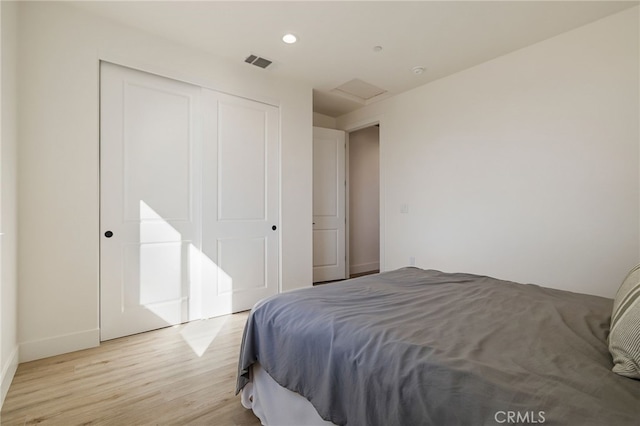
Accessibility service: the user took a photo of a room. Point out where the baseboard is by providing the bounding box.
[350,261,380,276]
[1,345,19,407]
[19,328,100,363]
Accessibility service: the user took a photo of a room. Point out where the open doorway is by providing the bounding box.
[347,125,380,278]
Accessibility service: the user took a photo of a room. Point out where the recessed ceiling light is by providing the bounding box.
[282,34,297,44]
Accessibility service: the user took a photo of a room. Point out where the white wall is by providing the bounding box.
[349,126,380,275]
[313,112,337,129]
[338,7,639,298]
[1,0,19,405]
[17,1,312,362]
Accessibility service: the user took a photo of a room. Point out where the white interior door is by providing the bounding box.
[100,62,279,340]
[100,62,202,341]
[313,127,346,282]
[200,90,280,318]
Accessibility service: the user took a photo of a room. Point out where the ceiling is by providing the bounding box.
[71,1,637,118]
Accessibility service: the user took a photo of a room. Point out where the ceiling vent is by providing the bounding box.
[245,54,273,69]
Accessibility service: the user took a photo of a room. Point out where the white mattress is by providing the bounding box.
[241,363,336,426]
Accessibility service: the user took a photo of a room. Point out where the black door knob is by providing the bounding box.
[272,225,277,231]
[105,231,113,238]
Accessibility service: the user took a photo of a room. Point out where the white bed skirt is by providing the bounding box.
[241,363,336,426]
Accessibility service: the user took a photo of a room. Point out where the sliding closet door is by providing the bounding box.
[100,62,279,340]
[200,90,279,318]
[100,62,203,341]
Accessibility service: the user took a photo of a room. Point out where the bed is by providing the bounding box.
[235,267,640,425]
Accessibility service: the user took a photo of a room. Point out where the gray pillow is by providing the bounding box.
[609,264,640,379]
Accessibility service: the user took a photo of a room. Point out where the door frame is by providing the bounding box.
[343,116,384,276]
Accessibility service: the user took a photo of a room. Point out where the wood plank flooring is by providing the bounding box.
[1,312,261,425]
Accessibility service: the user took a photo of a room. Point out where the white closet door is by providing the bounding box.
[200,90,279,318]
[312,127,346,282]
[100,63,280,340]
[100,62,203,341]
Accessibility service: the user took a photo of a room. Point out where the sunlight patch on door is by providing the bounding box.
[138,200,234,356]
[139,200,185,325]
[189,242,233,320]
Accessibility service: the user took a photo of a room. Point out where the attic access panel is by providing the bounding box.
[334,78,387,101]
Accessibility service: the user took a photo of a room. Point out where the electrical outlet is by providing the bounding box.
[409,256,415,266]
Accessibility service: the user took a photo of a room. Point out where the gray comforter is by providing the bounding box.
[236,268,640,425]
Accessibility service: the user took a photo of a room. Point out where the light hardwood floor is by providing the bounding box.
[1,312,261,425]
